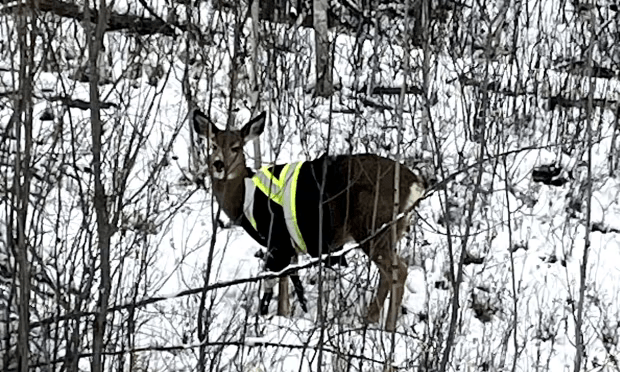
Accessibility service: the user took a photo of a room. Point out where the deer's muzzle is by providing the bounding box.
[213,160,225,173]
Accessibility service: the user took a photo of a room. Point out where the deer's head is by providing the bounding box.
[192,110,266,180]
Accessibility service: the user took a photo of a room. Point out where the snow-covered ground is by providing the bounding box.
[1,0,619,370]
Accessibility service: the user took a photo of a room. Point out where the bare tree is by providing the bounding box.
[0,0,618,370]
[13,1,35,371]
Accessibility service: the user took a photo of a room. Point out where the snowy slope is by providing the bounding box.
[0,0,619,370]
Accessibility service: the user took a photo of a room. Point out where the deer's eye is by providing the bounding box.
[210,143,218,151]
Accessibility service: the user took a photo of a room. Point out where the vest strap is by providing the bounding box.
[251,162,307,253]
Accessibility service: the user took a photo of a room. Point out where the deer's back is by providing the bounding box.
[295,154,420,257]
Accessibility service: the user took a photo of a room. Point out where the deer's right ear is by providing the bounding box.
[191,109,218,138]
[240,112,266,143]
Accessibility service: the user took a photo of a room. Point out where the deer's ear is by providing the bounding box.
[191,109,219,138]
[241,112,266,143]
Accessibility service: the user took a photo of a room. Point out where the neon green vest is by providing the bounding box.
[243,162,307,253]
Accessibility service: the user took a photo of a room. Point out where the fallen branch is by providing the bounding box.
[2,0,178,36]
[358,85,424,96]
[47,96,118,110]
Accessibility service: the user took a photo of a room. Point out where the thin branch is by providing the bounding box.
[573,8,596,372]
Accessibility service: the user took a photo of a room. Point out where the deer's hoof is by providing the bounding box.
[259,303,269,315]
[259,292,273,315]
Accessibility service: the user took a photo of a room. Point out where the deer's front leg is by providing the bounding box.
[260,277,276,315]
[260,243,296,316]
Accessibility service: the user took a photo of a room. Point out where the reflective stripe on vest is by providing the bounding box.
[251,162,307,253]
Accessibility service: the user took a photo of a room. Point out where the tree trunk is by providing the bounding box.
[313,0,333,97]
[85,1,113,372]
[14,2,35,370]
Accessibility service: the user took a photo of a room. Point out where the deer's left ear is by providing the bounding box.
[241,112,266,143]
[191,109,219,138]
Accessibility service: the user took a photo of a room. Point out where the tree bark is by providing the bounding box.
[313,0,333,97]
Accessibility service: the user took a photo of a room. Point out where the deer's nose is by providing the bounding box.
[213,160,225,172]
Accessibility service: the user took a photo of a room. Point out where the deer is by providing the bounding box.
[191,109,434,331]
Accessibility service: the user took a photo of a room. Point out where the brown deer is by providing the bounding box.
[191,109,433,331]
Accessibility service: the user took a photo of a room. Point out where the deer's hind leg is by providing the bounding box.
[357,230,408,331]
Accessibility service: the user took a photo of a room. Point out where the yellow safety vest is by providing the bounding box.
[243,162,307,253]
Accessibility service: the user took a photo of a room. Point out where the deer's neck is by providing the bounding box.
[212,175,246,222]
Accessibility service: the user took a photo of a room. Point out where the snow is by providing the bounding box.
[1,0,620,370]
